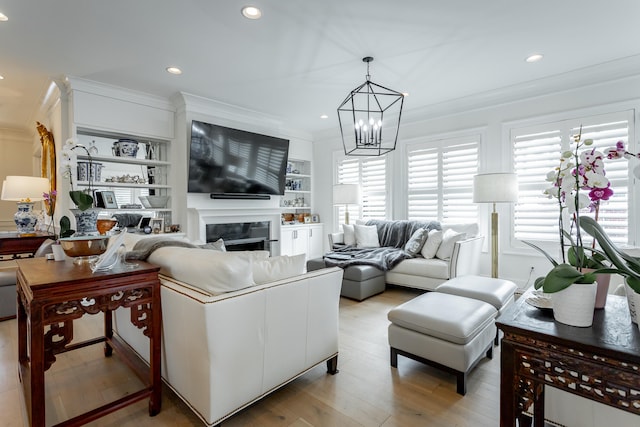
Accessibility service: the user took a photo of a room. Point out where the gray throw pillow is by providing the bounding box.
[404,228,428,257]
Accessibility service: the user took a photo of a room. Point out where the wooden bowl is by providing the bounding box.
[59,236,110,258]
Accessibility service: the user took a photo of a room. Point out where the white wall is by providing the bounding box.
[313,73,640,287]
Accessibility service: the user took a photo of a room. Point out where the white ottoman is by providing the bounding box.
[435,275,517,344]
[388,292,497,395]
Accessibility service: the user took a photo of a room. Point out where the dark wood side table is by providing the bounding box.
[0,232,53,261]
[16,257,162,427]
[496,291,640,427]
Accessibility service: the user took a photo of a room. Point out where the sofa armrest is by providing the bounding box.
[448,235,484,278]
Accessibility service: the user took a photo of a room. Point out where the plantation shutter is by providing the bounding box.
[407,137,479,223]
[512,114,630,245]
[336,156,387,224]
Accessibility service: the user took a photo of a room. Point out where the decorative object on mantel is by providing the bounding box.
[0,175,50,235]
[473,173,518,278]
[337,56,404,156]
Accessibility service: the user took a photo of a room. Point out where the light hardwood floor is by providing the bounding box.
[0,287,500,426]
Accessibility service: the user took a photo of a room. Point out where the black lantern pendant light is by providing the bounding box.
[337,57,404,156]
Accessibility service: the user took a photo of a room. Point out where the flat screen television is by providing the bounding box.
[188,120,290,196]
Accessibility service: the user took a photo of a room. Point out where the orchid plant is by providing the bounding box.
[527,127,613,292]
[61,139,94,211]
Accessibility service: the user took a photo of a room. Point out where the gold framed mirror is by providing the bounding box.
[36,122,56,216]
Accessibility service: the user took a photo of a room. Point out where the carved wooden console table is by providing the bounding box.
[496,291,640,427]
[16,257,162,427]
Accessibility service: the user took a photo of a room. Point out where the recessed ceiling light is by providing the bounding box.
[0,13,8,22]
[166,67,182,75]
[402,92,409,97]
[525,53,544,63]
[241,6,262,19]
[0,75,4,80]
[320,114,328,119]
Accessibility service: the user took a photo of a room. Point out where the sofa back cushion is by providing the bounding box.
[341,224,356,246]
[354,224,380,248]
[148,247,269,295]
[442,223,478,237]
[365,219,440,248]
[252,254,306,285]
[435,229,466,260]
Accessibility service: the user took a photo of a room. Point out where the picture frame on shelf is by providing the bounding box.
[150,218,164,234]
[95,190,118,209]
[304,216,311,224]
[311,214,320,223]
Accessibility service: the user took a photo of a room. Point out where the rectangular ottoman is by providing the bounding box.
[307,258,385,301]
[388,292,497,395]
[435,275,517,344]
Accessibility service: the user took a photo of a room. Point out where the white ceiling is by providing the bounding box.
[1,0,640,136]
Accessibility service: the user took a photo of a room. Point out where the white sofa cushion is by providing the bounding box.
[148,247,269,295]
[200,238,227,251]
[391,258,449,280]
[421,229,443,259]
[252,254,306,285]
[442,223,479,237]
[354,224,380,248]
[436,229,466,260]
[342,224,356,245]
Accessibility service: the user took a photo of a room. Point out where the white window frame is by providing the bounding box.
[505,105,638,255]
[333,150,390,228]
[405,133,481,224]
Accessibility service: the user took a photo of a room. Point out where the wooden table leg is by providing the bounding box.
[29,302,46,427]
[104,309,113,357]
[500,340,517,427]
[533,382,545,427]
[149,285,162,416]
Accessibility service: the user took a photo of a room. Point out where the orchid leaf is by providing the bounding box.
[59,215,75,238]
[69,190,93,211]
[542,263,595,293]
[522,240,558,267]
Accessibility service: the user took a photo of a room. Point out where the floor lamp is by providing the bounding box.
[333,184,359,225]
[473,173,518,278]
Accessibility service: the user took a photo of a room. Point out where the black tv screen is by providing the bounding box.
[188,120,290,195]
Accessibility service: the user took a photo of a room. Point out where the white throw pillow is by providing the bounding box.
[436,229,466,260]
[148,248,269,295]
[404,228,428,257]
[199,238,226,251]
[342,223,356,246]
[354,224,380,248]
[252,254,306,285]
[421,229,443,259]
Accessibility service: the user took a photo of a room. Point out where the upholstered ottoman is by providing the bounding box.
[388,292,497,395]
[307,258,385,301]
[435,275,517,344]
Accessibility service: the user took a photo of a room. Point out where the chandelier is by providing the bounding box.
[337,57,404,156]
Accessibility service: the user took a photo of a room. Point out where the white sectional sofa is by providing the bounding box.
[113,242,343,426]
[328,222,483,292]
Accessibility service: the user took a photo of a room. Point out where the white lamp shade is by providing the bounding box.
[1,175,50,202]
[473,173,518,203]
[333,184,360,205]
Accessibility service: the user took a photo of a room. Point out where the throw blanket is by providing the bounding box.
[126,237,198,260]
[323,219,441,270]
[323,246,409,271]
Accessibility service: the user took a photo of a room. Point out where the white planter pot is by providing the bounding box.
[551,282,597,327]
[635,292,640,333]
[625,282,638,324]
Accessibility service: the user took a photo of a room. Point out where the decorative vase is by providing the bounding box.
[625,280,638,325]
[70,208,100,236]
[14,202,38,235]
[583,269,611,309]
[634,291,640,332]
[551,282,597,327]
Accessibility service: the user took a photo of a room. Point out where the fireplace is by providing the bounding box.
[206,221,272,253]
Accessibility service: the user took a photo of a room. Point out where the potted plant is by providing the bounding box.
[526,128,617,326]
[578,216,640,327]
[60,139,98,235]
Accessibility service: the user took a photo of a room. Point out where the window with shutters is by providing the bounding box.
[512,111,634,246]
[335,155,387,225]
[406,136,479,224]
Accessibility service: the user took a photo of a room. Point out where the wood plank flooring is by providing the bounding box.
[0,287,500,426]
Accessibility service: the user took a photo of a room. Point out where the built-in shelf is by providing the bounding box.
[77,154,170,167]
[76,181,171,189]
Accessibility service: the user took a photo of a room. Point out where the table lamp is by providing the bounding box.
[473,173,518,278]
[333,184,360,225]
[1,175,50,235]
